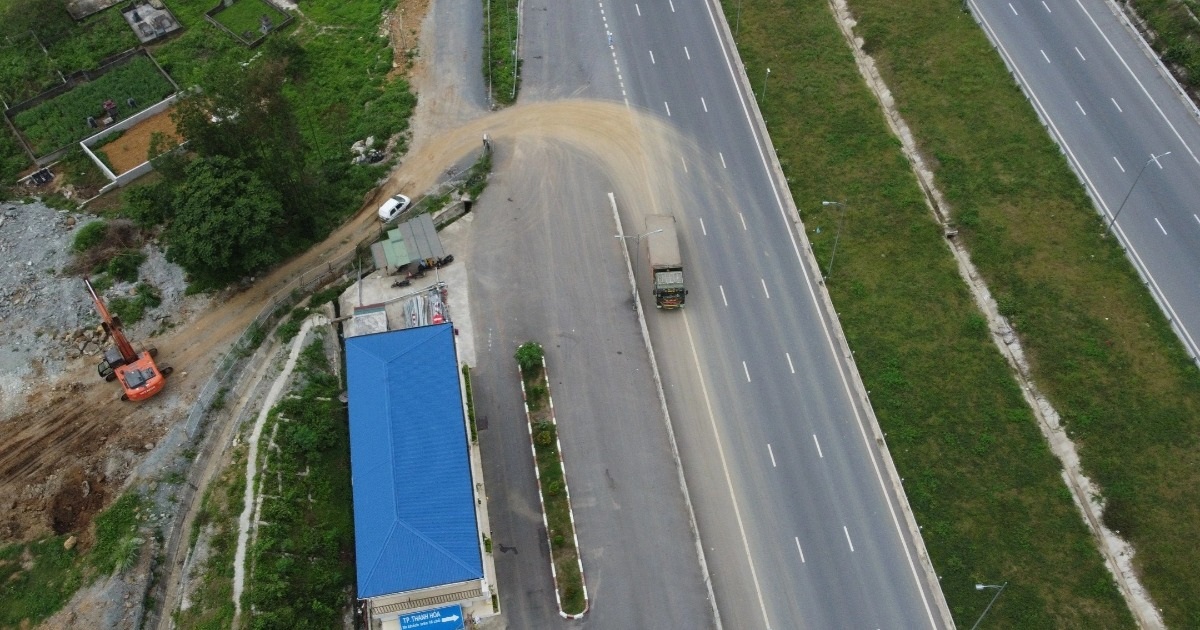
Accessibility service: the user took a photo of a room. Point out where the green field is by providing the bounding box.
[729,0,1135,626]
[12,56,174,155]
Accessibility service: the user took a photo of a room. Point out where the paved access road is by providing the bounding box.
[517,0,950,628]
[973,0,1200,359]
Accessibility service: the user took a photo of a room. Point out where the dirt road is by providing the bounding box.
[0,96,697,552]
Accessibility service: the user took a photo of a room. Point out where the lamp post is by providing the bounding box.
[970,582,1008,630]
[761,67,771,104]
[615,228,664,299]
[822,200,846,279]
[1108,151,1171,233]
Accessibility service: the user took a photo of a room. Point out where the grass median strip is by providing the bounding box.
[515,342,587,617]
[843,0,1200,625]
[483,0,521,105]
[729,0,1132,626]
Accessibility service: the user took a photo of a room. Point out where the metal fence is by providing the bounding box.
[182,230,380,437]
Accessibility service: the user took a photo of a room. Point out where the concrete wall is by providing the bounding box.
[79,93,181,193]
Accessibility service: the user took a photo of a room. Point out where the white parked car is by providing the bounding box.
[377,194,412,222]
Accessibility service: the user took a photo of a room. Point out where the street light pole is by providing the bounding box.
[1108,151,1171,233]
[761,67,771,104]
[615,228,664,300]
[970,582,1008,630]
[822,200,846,279]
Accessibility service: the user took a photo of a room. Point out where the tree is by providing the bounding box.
[165,156,285,285]
[173,58,322,240]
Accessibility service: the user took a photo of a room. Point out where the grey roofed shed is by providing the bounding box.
[376,213,447,270]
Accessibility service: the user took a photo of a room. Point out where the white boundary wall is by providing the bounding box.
[79,93,180,194]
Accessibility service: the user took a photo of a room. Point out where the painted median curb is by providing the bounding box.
[517,348,589,619]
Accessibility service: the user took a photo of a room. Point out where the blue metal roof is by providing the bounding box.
[346,323,482,598]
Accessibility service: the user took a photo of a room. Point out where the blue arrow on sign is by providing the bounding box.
[398,604,465,630]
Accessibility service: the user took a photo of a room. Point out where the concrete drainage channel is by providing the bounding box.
[828,0,1163,626]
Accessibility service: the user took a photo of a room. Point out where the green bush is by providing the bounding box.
[515,342,543,374]
[106,249,145,282]
[73,220,107,252]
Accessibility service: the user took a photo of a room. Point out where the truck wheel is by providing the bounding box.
[105,373,116,383]
[162,366,174,376]
[148,347,158,358]
[120,393,129,402]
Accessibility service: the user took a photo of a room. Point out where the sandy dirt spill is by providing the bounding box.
[0,99,721,547]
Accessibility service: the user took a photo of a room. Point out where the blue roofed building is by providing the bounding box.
[346,322,489,626]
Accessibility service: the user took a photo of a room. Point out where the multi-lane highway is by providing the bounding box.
[972,0,1200,360]
[513,0,952,627]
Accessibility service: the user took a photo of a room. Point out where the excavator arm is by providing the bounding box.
[84,278,138,364]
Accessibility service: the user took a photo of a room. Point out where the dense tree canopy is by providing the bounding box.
[165,156,285,285]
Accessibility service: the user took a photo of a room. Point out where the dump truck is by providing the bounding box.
[86,278,172,401]
[646,214,686,309]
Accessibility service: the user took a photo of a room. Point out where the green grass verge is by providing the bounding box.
[847,0,1200,626]
[243,337,354,626]
[517,342,585,615]
[1129,0,1200,91]
[730,0,1133,627]
[175,451,244,630]
[483,0,521,105]
[463,364,478,442]
[0,491,144,627]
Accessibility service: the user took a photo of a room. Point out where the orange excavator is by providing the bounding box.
[85,278,172,401]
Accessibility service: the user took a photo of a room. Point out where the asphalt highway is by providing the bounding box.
[973,0,1200,359]
[516,0,951,627]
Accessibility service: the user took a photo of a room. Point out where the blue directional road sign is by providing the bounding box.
[398,604,465,630]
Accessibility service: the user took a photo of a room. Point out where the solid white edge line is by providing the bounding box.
[700,0,940,623]
[681,312,771,627]
[976,3,1200,356]
[1074,0,1200,164]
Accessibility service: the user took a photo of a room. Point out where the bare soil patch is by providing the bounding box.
[98,108,181,175]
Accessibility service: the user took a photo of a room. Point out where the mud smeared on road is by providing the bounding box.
[0,99,720,547]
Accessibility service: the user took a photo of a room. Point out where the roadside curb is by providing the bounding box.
[609,193,723,630]
[699,0,953,626]
[516,350,589,619]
